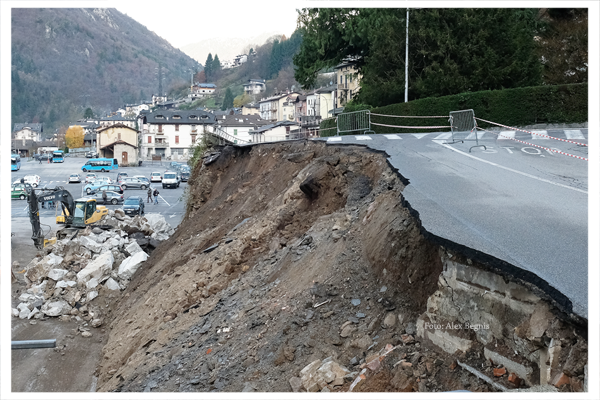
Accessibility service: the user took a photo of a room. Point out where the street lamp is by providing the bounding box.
[405,8,409,103]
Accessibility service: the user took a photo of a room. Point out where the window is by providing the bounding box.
[234,129,238,136]
[175,136,179,144]
[158,124,163,133]
[191,135,196,144]
[148,136,152,143]
[175,124,179,132]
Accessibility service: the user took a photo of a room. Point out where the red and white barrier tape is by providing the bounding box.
[372,122,451,129]
[474,117,588,147]
[477,128,588,161]
[371,112,448,118]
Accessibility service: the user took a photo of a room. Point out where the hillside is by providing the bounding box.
[11,8,200,132]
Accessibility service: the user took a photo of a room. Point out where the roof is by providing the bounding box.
[97,123,138,133]
[100,114,135,121]
[317,85,338,94]
[13,123,43,133]
[143,110,216,125]
[217,114,270,128]
[197,83,216,88]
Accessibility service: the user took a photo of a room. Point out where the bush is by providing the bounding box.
[320,83,587,135]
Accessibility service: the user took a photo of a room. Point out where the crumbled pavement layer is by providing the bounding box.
[85,141,586,393]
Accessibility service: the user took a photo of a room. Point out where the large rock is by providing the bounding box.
[125,241,144,256]
[144,213,172,234]
[117,251,149,280]
[47,268,69,281]
[41,300,71,317]
[104,278,121,291]
[79,235,103,254]
[24,254,64,283]
[76,251,114,283]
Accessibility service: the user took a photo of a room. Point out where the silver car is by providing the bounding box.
[86,190,124,205]
[121,177,149,190]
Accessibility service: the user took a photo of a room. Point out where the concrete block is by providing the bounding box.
[77,251,114,283]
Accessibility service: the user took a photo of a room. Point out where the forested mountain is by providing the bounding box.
[11,8,201,132]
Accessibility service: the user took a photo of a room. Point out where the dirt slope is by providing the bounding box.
[94,140,584,393]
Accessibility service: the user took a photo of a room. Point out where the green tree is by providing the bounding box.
[84,107,94,119]
[204,53,213,80]
[294,8,543,106]
[221,88,234,110]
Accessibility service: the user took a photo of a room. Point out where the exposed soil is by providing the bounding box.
[92,140,498,393]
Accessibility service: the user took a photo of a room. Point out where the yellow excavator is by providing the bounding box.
[26,186,109,249]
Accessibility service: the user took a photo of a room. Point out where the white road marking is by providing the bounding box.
[158,195,170,206]
[565,130,585,140]
[432,140,587,194]
[412,133,429,139]
[383,134,402,140]
[434,132,452,140]
[530,130,548,140]
[355,136,372,140]
[497,131,515,140]
[327,137,342,142]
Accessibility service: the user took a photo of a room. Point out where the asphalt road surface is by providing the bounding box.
[318,128,588,319]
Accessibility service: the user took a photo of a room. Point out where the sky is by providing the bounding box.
[115,1,300,49]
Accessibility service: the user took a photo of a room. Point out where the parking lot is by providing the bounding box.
[11,156,189,266]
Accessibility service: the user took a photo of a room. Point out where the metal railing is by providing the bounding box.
[336,110,374,136]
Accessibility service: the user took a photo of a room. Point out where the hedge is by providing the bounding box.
[320,83,587,136]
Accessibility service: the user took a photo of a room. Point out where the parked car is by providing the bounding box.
[68,174,81,183]
[14,175,41,188]
[133,175,151,185]
[89,184,124,195]
[150,172,162,182]
[162,172,180,189]
[11,183,32,200]
[116,172,128,182]
[169,161,181,170]
[85,173,98,183]
[84,177,114,194]
[122,196,145,216]
[121,177,149,190]
[86,190,124,205]
[86,151,99,158]
[180,170,190,182]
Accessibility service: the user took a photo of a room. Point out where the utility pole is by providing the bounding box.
[405,8,409,103]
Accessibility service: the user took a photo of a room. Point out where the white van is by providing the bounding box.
[162,172,179,189]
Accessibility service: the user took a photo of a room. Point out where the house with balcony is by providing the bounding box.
[189,83,217,100]
[334,58,361,106]
[99,114,137,130]
[96,123,139,166]
[243,79,266,95]
[138,110,216,160]
[258,92,301,122]
[249,120,301,143]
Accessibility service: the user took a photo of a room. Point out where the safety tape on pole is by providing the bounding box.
[477,128,588,161]
[318,127,337,131]
[475,117,588,147]
[372,122,451,129]
[370,112,448,118]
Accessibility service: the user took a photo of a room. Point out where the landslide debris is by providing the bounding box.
[93,140,586,393]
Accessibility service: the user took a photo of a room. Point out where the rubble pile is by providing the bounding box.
[11,210,175,325]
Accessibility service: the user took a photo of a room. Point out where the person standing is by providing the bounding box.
[38,156,42,164]
[147,186,153,203]
[153,188,159,205]
[102,190,108,205]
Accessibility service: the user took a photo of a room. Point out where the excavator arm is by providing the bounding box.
[37,188,75,225]
[25,187,44,250]
[26,187,76,250]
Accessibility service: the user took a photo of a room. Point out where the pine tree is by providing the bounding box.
[221,88,234,110]
[204,53,213,80]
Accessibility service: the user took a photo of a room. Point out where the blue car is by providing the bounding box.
[84,178,114,194]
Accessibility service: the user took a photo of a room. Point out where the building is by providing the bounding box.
[215,114,270,143]
[242,104,260,116]
[243,79,266,95]
[233,54,248,67]
[138,109,217,160]
[13,123,43,142]
[96,123,139,166]
[258,92,300,122]
[189,83,217,99]
[334,59,361,105]
[315,85,337,120]
[98,114,137,130]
